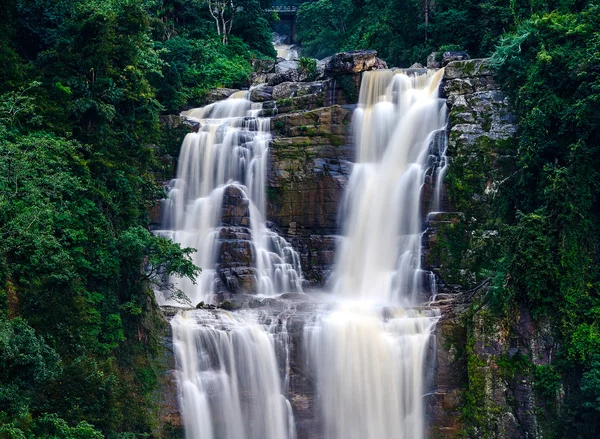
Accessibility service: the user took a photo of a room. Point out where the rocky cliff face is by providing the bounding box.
[425,59,563,439]
[155,54,559,439]
[267,105,353,286]
[258,50,386,287]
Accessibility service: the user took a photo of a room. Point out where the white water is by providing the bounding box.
[305,304,438,439]
[172,310,296,439]
[155,92,302,306]
[165,69,447,439]
[333,69,447,304]
[276,44,299,60]
[306,69,446,439]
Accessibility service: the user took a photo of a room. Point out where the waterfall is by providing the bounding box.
[305,305,438,439]
[159,92,302,439]
[155,92,302,306]
[172,310,296,439]
[306,69,446,439]
[332,69,447,304]
[163,67,448,439]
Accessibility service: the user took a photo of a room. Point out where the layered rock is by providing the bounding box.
[424,59,563,439]
[215,185,258,295]
[267,106,353,285]
[248,51,387,285]
[250,50,387,87]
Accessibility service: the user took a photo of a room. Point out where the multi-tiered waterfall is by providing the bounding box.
[162,68,447,439]
[156,92,302,306]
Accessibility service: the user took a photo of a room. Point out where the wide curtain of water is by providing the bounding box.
[172,310,296,439]
[305,69,447,439]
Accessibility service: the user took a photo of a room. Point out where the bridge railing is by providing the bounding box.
[266,6,298,12]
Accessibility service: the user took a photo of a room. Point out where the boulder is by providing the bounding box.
[409,62,424,69]
[251,58,275,73]
[250,72,269,85]
[442,51,469,66]
[268,60,300,85]
[221,185,250,227]
[272,81,327,100]
[444,58,494,80]
[325,50,388,75]
[203,88,241,104]
[276,60,299,74]
[249,83,274,102]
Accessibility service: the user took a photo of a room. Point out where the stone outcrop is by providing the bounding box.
[442,51,470,65]
[324,50,388,75]
[216,185,258,295]
[267,105,353,285]
[251,50,387,88]
[253,52,380,285]
[203,87,242,104]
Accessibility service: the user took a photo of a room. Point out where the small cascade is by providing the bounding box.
[155,92,302,305]
[172,310,296,439]
[275,44,299,60]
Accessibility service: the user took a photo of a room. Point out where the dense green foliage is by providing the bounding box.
[487,3,600,436]
[294,0,593,66]
[0,0,273,437]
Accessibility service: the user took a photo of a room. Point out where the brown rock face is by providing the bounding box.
[216,185,258,295]
[325,50,388,75]
[267,105,354,286]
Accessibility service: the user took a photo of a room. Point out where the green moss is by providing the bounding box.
[336,75,358,104]
[276,97,293,107]
[273,120,285,133]
[328,134,345,147]
[458,306,504,438]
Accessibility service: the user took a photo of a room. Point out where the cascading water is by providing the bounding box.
[306,69,446,439]
[162,67,448,439]
[333,69,447,304]
[155,92,302,306]
[172,310,296,439]
[158,93,302,439]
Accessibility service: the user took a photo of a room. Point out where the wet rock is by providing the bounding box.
[203,88,241,104]
[410,62,424,69]
[325,50,388,75]
[218,299,243,310]
[276,60,299,74]
[444,58,494,80]
[250,72,269,85]
[442,51,470,66]
[267,104,353,285]
[272,81,327,100]
[221,185,250,227]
